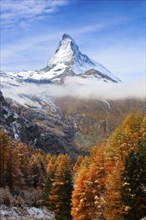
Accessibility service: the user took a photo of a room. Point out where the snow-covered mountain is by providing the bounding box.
[0,33,122,121]
[4,34,120,83]
[0,33,121,116]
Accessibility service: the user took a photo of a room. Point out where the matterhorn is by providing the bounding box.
[5,34,120,83]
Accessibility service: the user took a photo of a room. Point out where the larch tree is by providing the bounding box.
[72,146,105,220]
[73,155,83,174]
[72,165,89,220]
[0,129,9,187]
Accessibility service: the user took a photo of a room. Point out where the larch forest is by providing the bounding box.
[0,112,146,220]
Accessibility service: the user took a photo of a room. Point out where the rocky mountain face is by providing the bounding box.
[0,91,85,159]
[0,91,40,144]
[0,90,144,157]
[55,97,145,148]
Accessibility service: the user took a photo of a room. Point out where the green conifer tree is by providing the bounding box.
[122,150,146,220]
[47,154,73,220]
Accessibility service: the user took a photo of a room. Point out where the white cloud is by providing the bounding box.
[45,77,145,100]
[1,0,69,28]
[2,76,144,109]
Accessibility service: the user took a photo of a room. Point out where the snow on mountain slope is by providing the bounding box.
[0,206,55,220]
[46,34,120,82]
[3,34,120,83]
[1,72,58,112]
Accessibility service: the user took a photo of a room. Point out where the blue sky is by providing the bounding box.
[1,0,145,81]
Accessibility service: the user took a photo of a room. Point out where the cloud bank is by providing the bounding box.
[1,75,145,110]
[45,77,145,100]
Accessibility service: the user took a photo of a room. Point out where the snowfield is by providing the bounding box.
[0,206,55,220]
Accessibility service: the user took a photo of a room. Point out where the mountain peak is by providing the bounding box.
[47,33,79,67]
[46,34,120,82]
[10,34,120,83]
[62,33,74,41]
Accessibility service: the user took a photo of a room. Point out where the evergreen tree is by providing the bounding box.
[122,151,146,220]
[47,154,73,220]
[138,135,146,164]
[44,155,56,204]
[30,151,46,188]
